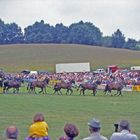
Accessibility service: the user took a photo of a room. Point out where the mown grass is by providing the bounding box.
[0,88,140,140]
[0,44,140,72]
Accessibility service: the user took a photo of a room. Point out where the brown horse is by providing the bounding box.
[53,80,75,95]
[27,78,49,94]
[0,72,5,87]
[3,79,23,93]
[77,80,101,96]
[0,78,3,87]
[77,83,98,96]
[104,81,124,96]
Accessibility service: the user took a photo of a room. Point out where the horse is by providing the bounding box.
[0,78,3,87]
[0,72,5,87]
[3,79,23,93]
[77,80,101,96]
[53,80,75,95]
[27,77,49,94]
[104,81,124,96]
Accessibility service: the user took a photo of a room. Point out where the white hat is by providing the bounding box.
[88,118,101,128]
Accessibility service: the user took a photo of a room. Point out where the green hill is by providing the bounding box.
[0,44,140,72]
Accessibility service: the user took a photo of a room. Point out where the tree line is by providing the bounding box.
[0,19,139,50]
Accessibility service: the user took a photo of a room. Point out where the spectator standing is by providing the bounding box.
[82,118,108,140]
[110,120,138,140]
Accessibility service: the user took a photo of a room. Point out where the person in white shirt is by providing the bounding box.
[110,120,138,140]
[82,118,108,140]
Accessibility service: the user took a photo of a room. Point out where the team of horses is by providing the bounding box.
[0,74,126,96]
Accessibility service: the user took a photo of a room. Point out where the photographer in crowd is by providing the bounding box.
[110,120,138,140]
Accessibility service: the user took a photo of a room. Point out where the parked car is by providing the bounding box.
[93,69,106,74]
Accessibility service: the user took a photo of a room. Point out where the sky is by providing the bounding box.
[0,0,139,40]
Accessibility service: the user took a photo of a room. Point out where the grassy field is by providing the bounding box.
[0,88,140,140]
[0,44,140,72]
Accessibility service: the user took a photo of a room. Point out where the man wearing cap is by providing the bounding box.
[6,125,18,140]
[110,120,138,140]
[82,118,108,140]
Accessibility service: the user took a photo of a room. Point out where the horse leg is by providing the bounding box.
[79,89,82,95]
[66,89,68,95]
[70,88,73,95]
[118,90,122,96]
[109,90,113,96]
[83,89,85,96]
[17,87,19,94]
[59,89,62,95]
[27,83,30,92]
[13,88,16,94]
[53,89,56,95]
[33,87,36,94]
[29,87,33,93]
[6,87,10,94]
[114,90,119,96]
[93,89,96,96]
[104,89,109,95]
[120,90,123,96]
[104,87,110,95]
[39,87,43,94]
[3,86,6,93]
[44,87,47,94]
[27,83,32,93]
[103,89,106,95]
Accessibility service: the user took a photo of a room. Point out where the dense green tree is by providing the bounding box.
[112,29,125,48]
[0,19,23,44]
[0,18,139,51]
[54,23,69,43]
[0,19,5,44]
[124,38,137,49]
[24,20,54,43]
[5,23,24,43]
[101,36,112,47]
[68,21,102,45]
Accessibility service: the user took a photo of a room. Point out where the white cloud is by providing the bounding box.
[0,0,139,40]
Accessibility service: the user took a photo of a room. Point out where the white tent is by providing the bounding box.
[56,62,90,73]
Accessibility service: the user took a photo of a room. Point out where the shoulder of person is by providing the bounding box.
[59,136,67,140]
[82,137,91,140]
[111,132,120,136]
[101,135,108,140]
[110,132,120,140]
[42,121,48,125]
[129,133,139,140]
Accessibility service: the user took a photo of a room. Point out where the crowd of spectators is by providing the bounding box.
[4,113,138,140]
[1,69,140,87]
